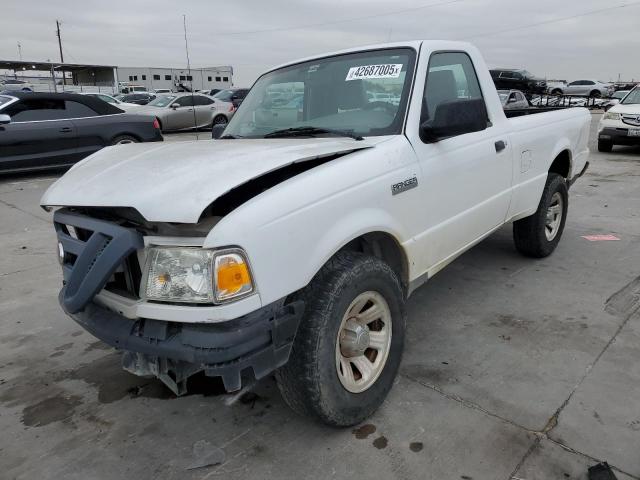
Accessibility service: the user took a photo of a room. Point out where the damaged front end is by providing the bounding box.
[53,207,303,395]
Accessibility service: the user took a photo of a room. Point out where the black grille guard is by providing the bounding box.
[54,209,144,314]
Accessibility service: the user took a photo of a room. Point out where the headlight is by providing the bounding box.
[603,112,621,121]
[143,247,254,304]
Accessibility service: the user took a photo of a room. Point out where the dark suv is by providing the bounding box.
[490,69,547,94]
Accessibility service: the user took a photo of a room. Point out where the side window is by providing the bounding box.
[585,80,595,85]
[64,101,98,118]
[4,99,66,122]
[420,52,487,141]
[193,96,213,106]
[512,72,523,80]
[499,72,513,79]
[175,96,194,107]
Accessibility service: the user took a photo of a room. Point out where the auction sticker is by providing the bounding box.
[345,64,403,81]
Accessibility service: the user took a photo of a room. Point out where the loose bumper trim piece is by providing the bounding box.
[65,296,304,393]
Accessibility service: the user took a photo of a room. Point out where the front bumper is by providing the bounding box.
[598,127,640,145]
[66,296,304,394]
[53,208,304,394]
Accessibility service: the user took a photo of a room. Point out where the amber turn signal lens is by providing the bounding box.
[216,258,249,294]
[213,251,254,302]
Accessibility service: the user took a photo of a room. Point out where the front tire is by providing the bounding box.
[276,251,406,427]
[598,140,613,153]
[513,173,568,258]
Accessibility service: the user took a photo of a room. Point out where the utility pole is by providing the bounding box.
[56,20,65,87]
[17,42,22,61]
[56,20,64,63]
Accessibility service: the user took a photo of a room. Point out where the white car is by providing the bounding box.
[597,86,640,152]
[552,79,614,98]
[1,79,34,92]
[497,89,529,109]
[82,93,140,110]
[41,40,589,426]
[603,90,630,111]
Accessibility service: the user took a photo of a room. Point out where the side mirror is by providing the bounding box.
[0,114,11,125]
[420,98,487,143]
[211,123,226,139]
[171,103,180,109]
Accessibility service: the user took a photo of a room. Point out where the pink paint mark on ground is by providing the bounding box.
[581,234,620,242]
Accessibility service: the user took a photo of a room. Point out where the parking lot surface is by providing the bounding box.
[1,114,639,480]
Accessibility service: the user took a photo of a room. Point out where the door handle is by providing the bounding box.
[495,140,507,152]
[59,127,73,133]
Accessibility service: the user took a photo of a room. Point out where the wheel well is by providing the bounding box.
[339,232,408,291]
[111,132,141,143]
[549,150,571,179]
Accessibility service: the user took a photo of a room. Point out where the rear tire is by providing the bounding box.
[213,115,228,126]
[276,251,406,427]
[110,135,139,145]
[513,173,568,258]
[598,140,613,153]
[590,90,602,98]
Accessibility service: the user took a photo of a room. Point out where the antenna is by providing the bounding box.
[183,14,198,136]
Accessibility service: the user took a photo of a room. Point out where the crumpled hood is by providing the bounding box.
[41,138,377,223]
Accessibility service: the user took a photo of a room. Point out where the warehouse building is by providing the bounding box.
[114,66,234,92]
[1,60,234,93]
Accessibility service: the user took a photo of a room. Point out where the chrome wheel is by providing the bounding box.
[335,291,392,393]
[545,192,563,241]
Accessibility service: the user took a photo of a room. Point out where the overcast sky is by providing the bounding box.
[1,0,639,85]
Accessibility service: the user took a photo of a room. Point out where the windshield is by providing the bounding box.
[621,88,640,105]
[213,89,235,102]
[223,48,416,139]
[147,95,177,107]
[612,91,628,99]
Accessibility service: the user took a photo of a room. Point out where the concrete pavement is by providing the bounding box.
[1,114,638,480]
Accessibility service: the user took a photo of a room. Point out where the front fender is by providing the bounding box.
[204,136,419,306]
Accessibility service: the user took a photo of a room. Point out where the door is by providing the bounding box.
[67,100,106,157]
[407,51,513,273]
[0,98,78,171]
[192,95,216,127]
[167,95,195,129]
[566,80,585,95]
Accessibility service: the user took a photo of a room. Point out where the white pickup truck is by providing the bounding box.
[41,40,590,426]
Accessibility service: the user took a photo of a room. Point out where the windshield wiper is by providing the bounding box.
[263,126,363,141]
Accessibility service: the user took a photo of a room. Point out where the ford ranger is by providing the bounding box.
[41,41,590,426]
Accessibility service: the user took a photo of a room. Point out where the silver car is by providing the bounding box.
[135,93,219,132]
[554,80,614,98]
[497,89,529,110]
